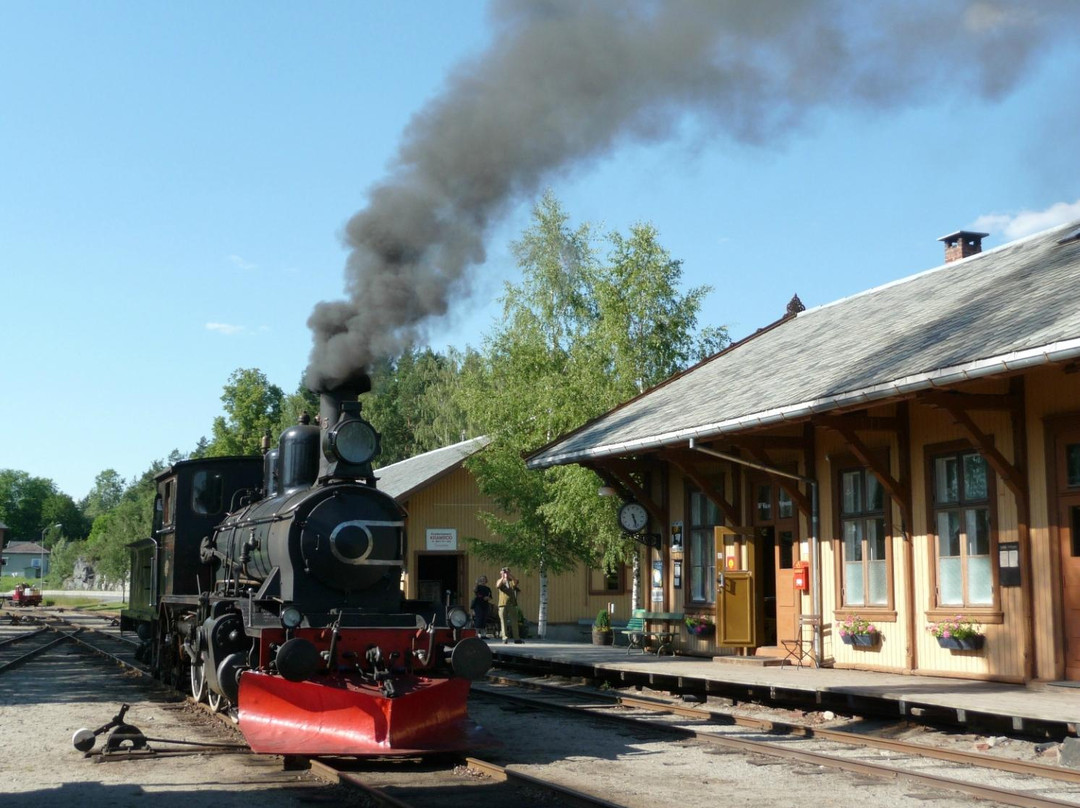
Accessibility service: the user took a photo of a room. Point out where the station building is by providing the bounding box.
[527,220,1080,684]
[376,437,634,638]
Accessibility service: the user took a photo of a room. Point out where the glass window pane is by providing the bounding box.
[778,489,793,519]
[1071,506,1080,557]
[842,471,861,515]
[843,520,863,561]
[844,562,865,606]
[706,498,721,525]
[939,556,964,604]
[868,518,887,561]
[937,511,961,557]
[967,556,993,604]
[1067,444,1080,488]
[935,457,959,503]
[868,559,888,605]
[192,471,224,515]
[963,453,988,501]
[966,508,990,556]
[757,485,771,520]
[866,473,884,513]
[779,530,794,569]
[690,491,704,526]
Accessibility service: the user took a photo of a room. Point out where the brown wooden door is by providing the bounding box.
[1053,425,1080,680]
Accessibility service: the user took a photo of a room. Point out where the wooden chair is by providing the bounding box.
[780,614,820,669]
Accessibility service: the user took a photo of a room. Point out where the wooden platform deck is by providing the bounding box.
[489,639,1080,739]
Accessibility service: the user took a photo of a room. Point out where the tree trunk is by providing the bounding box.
[631,551,641,611]
[538,562,549,638]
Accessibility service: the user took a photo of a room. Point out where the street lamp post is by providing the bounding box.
[40,523,61,580]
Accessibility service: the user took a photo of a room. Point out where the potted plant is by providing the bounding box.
[684,614,715,637]
[927,615,984,651]
[838,615,880,647]
[592,609,613,645]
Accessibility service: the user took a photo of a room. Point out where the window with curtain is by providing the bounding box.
[932,450,993,606]
[688,487,721,603]
[839,468,889,607]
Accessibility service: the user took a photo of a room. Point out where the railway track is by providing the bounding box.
[11,606,1079,808]
[477,672,1080,808]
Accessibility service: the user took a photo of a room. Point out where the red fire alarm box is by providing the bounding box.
[792,561,809,591]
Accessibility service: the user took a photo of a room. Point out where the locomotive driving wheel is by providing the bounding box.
[207,690,229,713]
[189,661,207,703]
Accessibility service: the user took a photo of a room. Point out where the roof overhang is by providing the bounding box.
[527,336,1080,469]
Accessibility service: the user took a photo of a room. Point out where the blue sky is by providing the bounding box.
[2,2,1078,504]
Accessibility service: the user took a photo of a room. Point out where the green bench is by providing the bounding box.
[618,610,683,655]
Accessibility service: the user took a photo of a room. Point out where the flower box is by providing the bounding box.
[936,635,984,651]
[841,631,879,647]
[687,624,714,637]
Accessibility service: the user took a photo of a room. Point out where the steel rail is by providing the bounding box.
[484,673,1080,786]
[0,630,82,674]
[0,627,50,648]
[474,683,1080,808]
[309,755,632,808]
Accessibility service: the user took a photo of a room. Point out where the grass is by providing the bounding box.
[43,596,127,610]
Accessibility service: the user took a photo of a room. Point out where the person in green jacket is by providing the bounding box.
[497,567,523,644]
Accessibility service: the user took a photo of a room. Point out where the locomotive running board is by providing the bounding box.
[237,671,495,756]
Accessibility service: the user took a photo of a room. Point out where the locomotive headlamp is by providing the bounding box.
[447,605,470,630]
[280,606,304,629]
[328,418,379,465]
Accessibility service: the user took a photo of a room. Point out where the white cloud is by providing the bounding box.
[228,254,257,271]
[974,200,1080,240]
[205,322,245,336]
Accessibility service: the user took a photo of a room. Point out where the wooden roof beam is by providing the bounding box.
[662,451,740,525]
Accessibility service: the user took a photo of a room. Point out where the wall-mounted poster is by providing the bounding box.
[673,560,682,589]
[670,521,683,552]
[651,559,664,603]
[425,528,458,551]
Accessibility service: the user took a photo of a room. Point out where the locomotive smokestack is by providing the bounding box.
[315,371,374,482]
[305,1,1075,390]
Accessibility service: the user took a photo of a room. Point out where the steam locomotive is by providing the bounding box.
[120,377,492,756]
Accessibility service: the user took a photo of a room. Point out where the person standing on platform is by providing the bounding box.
[497,567,523,644]
[471,575,493,638]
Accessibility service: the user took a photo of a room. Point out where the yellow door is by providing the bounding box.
[715,563,755,646]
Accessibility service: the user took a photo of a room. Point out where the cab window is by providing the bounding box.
[192,471,225,515]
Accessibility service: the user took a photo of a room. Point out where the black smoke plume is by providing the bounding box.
[306,0,1075,392]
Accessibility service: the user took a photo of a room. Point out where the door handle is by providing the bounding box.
[717,572,725,589]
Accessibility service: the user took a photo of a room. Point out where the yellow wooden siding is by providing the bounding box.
[402,466,635,626]
[908,399,1021,680]
[816,422,909,670]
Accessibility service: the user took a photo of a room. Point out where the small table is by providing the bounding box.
[643,612,684,656]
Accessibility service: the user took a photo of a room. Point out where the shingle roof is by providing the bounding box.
[3,542,48,555]
[375,436,490,501]
[529,220,1080,469]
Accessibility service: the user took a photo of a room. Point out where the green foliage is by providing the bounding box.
[45,537,86,584]
[0,469,58,543]
[82,462,158,585]
[80,470,126,521]
[594,609,612,631]
[462,192,729,576]
[207,368,285,457]
[365,346,481,466]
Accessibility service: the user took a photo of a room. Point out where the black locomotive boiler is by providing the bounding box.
[121,377,492,755]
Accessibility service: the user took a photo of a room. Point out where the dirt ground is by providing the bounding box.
[0,634,363,808]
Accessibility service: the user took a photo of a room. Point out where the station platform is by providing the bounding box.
[488,639,1080,740]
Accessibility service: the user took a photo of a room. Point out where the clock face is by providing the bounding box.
[618,501,649,533]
